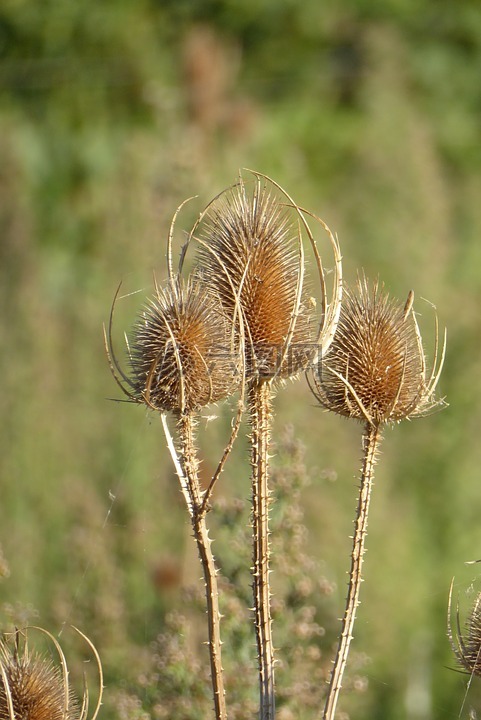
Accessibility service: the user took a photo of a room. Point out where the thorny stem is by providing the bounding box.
[249,380,275,720]
[177,412,227,720]
[323,421,382,720]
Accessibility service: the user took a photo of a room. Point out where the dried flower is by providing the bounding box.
[310,275,446,425]
[448,579,481,677]
[0,642,75,720]
[0,627,102,720]
[125,276,239,414]
[191,171,342,720]
[195,173,327,380]
[311,275,446,720]
[106,208,244,720]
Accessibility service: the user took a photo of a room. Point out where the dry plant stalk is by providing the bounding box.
[194,170,342,720]
[0,626,103,720]
[106,219,244,720]
[309,276,446,720]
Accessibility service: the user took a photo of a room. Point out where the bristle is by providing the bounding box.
[129,276,239,413]
[196,175,315,380]
[311,276,445,424]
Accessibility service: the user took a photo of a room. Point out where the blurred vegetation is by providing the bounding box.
[1,0,481,717]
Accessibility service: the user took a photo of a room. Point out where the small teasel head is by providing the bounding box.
[0,626,103,720]
[108,275,240,414]
[448,578,481,678]
[309,275,446,425]
[192,171,342,382]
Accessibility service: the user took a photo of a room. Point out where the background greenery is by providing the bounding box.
[1,1,481,717]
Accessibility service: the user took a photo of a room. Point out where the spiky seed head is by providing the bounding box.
[310,276,445,424]
[195,174,316,381]
[129,276,239,413]
[0,639,79,720]
[449,587,481,677]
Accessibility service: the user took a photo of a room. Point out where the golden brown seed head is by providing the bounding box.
[129,276,239,413]
[310,276,445,424]
[449,587,481,677]
[195,175,315,381]
[0,639,79,720]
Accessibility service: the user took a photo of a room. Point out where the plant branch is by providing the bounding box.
[249,380,275,720]
[175,412,228,720]
[323,421,382,720]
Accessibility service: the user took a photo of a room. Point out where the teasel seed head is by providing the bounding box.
[193,171,342,382]
[309,275,446,425]
[125,276,239,414]
[448,579,481,678]
[0,627,103,720]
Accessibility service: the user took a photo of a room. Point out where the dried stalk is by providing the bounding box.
[175,411,227,720]
[160,390,244,720]
[323,421,381,720]
[249,380,275,720]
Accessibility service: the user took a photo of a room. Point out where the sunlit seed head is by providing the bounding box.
[195,174,316,381]
[310,276,445,424]
[449,585,481,678]
[129,276,239,413]
[0,640,79,720]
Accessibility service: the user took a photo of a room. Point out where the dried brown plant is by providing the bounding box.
[448,578,481,678]
[309,275,446,720]
[128,275,238,413]
[309,275,445,424]
[192,171,342,720]
[194,172,340,380]
[0,626,102,720]
[105,206,246,720]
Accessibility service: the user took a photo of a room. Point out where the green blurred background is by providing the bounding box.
[2,0,481,717]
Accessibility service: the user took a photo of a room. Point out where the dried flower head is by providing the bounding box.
[448,579,481,678]
[310,275,446,425]
[0,627,102,720]
[194,172,340,381]
[126,276,239,414]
